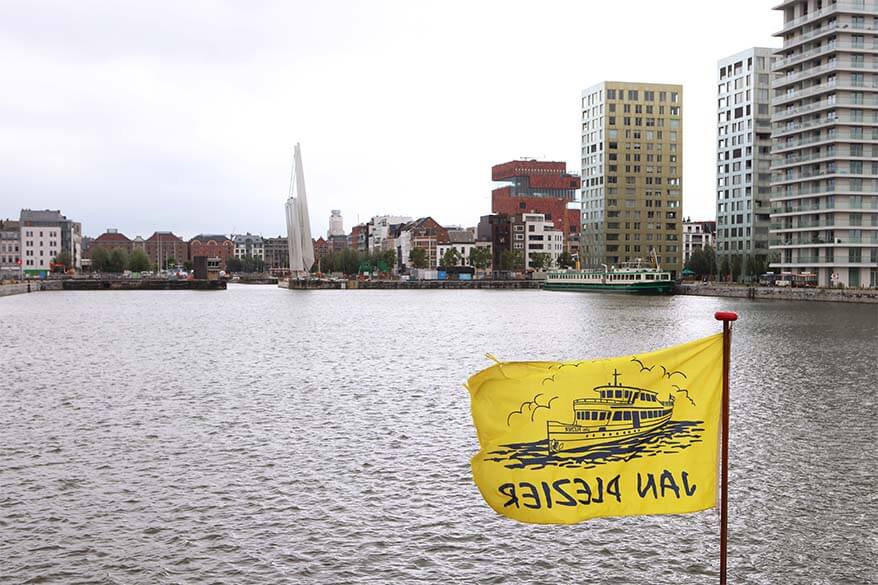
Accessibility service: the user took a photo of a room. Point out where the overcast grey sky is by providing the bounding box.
[0,1,780,239]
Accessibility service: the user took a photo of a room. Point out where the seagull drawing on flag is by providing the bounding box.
[661,365,688,380]
[630,357,655,373]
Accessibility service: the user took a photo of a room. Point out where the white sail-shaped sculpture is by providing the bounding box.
[285,143,315,273]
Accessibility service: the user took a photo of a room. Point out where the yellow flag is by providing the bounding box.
[467,334,723,524]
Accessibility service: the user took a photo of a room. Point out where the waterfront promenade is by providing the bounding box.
[675,282,878,304]
[4,278,878,302]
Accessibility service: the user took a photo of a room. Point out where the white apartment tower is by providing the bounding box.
[716,48,776,277]
[770,0,878,288]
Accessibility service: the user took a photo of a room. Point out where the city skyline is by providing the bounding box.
[0,1,780,238]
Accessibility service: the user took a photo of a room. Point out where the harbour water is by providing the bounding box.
[1,286,876,584]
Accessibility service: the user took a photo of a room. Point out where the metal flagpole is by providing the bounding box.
[714,310,738,585]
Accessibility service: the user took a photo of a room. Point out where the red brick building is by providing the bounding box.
[189,234,234,269]
[313,237,330,261]
[88,229,132,257]
[403,216,449,268]
[146,231,188,268]
[491,159,582,257]
[350,224,367,253]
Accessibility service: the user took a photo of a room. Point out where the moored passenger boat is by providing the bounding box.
[543,256,674,294]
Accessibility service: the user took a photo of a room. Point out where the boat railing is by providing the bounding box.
[573,398,619,405]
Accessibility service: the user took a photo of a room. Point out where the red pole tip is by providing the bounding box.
[714,311,739,321]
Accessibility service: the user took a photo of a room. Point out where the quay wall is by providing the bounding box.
[62,279,226,291]
[675,283,878,304]
[0,281,62,297]
[280,279,541,290]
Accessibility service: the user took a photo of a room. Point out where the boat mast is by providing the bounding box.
[651,246,661,271]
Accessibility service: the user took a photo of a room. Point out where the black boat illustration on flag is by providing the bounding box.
[547,369,675,454]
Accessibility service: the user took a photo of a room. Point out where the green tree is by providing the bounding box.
[226,256,242,272]
[382,248,396,272]
[182,260,193,272]
[108,247,129,273]
[500,249,524,271]
[128,249,151,272]
[702,245,718,278]
[340,248,360,274]
[731,255,742,282]
[409,247,429,269]
[685,248,709,277]
[91,247,110,272]
[439,247,461,268]
[52,250,73,271]
[529,252,552,270]
[556,250,575,269]
[239,255,265,273]
[719,256,731,282]
[164,257,177,270]
[469,246,492,270]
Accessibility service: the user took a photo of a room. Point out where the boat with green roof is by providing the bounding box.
[543,256,674,295]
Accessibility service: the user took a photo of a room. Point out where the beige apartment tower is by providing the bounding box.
[770,0,878,288]
[581,82,684,275]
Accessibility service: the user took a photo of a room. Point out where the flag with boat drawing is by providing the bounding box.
[466,333,724,524]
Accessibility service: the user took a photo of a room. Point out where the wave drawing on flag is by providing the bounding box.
[466,334,723,524]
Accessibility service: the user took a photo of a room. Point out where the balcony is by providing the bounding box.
[772,130,878,152]
[772,185,878,202]
[778,20,878,50]
[773,80,838,105]
[771,220,835,230]
[772,203,835,215]
[772,96,878,122]
[772,150,840,168]
[774,59,878,90]
[776,3,878,36]
[774,41,878,70]
[773,113,878,138]
[775,21,840,46]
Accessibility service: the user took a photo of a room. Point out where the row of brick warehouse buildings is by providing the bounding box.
[89,231,263,270]
[87,230,346,272]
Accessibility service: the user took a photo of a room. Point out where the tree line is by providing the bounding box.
[226,255,265,273]
[90,247,153,273]
[314,245,578,275]
[683,245,773,281]
[314,248,397,275]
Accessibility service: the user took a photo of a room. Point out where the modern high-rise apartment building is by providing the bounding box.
[581,82,684,275]
[770,0,878,288]
[716,48,776,276]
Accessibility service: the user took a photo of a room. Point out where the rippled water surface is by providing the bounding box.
[2,286,876,584]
